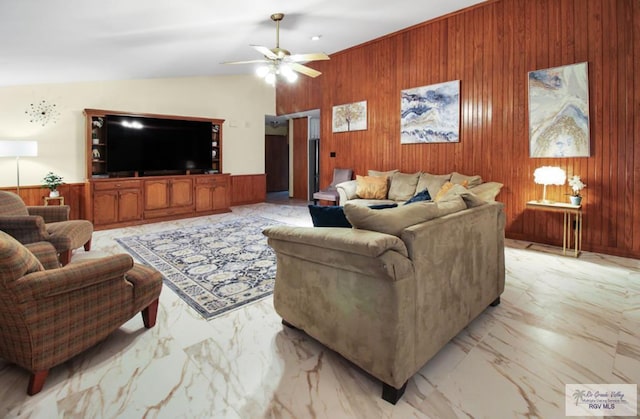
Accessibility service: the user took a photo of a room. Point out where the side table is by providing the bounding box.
[526,200,582,257]
[44,196,65,206]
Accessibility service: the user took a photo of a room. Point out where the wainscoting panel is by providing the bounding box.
[0,183,87,220]
[276,0,640,258]
[230,174,266,206]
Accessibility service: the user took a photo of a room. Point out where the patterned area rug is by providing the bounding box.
[116,216,284,320]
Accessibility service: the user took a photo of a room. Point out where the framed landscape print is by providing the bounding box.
[528,62,590,157]
[332,101,367,132]
[400,80,460,144]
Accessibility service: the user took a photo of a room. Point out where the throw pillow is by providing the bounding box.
[0,231,44,282]
[404,188,431,205]
[355,175,388,200]
[308,205,352,227]
[469,181,504,202]
[308,204,399,227]
[434,181,457,201]
[368,203,398,210]
[451,171,483,188]
[439,184,486,208]
[415,172,452,198]
[388,172,421,201]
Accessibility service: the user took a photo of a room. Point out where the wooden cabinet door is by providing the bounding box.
[170,178,193,207]
[93,190,118,226]
[118,189,143,222]
[195,185,213,212]
[212,183,230,210]
[144,180,170,210]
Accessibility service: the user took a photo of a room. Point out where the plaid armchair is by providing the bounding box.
[0,191,93,265]
[0,231,163,395]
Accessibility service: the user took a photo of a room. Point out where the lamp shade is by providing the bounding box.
[533,166,566,186]
[0,140,38,157]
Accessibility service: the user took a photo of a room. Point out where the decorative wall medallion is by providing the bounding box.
[25,100,60,126]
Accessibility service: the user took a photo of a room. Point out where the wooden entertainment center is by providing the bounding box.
[84,109,230,229]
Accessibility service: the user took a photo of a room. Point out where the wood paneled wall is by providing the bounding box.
[276,0,640,259]
[292,118,309,200]
[230,174,266,205]
[0,184,87,219]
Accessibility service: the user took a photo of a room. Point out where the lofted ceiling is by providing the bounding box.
[0,0,486,87]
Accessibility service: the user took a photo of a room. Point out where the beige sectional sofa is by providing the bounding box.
[336,169,503,206]
[263,190,506,404]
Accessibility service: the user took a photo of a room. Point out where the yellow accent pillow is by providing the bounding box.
[434,181,454,201]
[355,175,388,199]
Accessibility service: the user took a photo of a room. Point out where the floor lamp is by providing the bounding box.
[0,140,38,195]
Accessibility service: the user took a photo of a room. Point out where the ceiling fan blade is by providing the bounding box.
[251,45,278,60]
[222,59,270,65]
[290,63,322,78]
[287,52,330,63]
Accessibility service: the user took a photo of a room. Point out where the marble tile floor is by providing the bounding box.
[1,203,638,418]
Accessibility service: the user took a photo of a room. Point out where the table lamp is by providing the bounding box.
[0,140,38,194]
[533,166,566,203]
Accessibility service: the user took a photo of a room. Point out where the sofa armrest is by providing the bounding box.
[9,254,135,303]
[27,205,70,223]
[24,241,60,269]
[264,225,407,258]
[0,215,49,244]
[336,180,358,204]
[264,226,412,281]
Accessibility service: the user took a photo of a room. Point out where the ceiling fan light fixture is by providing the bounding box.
[264,72,277,86]
[256,65,270,78]
[280,64,298,83]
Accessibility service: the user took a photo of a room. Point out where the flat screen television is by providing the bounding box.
[105,115,212,173]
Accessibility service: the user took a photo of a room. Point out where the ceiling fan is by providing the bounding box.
[223,13,330,85]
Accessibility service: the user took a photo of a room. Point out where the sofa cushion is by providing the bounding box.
[388,172,421,201]
[434,181,457,201]
[344,197,466,237]
[0,231,44,282]
[416,172,452,198]
[440,184,487,208]
[451,171,483,188]
[404,188,431,205]
[308,205,352,228]
[469,181,504,202]
[356,175,388,199]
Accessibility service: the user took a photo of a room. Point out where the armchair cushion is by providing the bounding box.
[0,231,44,282]
[46,220,94,251]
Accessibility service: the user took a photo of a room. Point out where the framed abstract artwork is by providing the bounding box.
[332,100,367,132]
[528,62,590,157]
[400,80,460,144]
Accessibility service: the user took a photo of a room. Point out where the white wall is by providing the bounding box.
[0,75,274,186]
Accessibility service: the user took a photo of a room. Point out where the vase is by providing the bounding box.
[569,195,582,206]
[49,190,60,198]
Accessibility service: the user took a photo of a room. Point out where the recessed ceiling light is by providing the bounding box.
[311,35,322,41]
